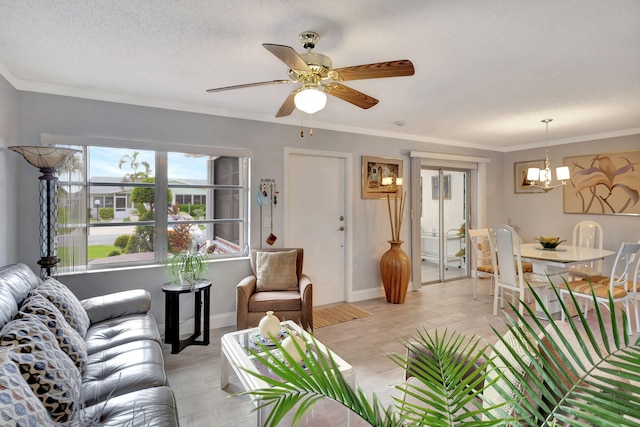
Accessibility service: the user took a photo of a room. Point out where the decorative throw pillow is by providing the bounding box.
[0,318,81,423]
[0,349,54,427]
[17,293,88,373]
[256,250,299,292]
[30,278,90,337]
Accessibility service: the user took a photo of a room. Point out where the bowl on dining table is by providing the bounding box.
[535,236,566,250]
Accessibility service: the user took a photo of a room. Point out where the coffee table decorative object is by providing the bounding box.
[250,327,289,346]
[280,332,307,364]
[258,311,281,338]
[221,320,354,426]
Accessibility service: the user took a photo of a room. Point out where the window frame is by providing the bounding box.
[49,135,252,273]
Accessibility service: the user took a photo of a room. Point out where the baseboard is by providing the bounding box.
[348,286,386,302]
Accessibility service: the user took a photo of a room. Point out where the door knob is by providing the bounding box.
[338,226,345,231]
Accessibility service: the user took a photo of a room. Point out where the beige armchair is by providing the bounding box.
[236,248,313,331]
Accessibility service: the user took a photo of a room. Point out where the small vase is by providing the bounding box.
[258,311,280,339]
[380,240,411,304]
[281,333,306,364]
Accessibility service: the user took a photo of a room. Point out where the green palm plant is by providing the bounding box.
[243,282,640,426]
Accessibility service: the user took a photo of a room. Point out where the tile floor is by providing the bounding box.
[163,276,521,426]
[164,275,624,426]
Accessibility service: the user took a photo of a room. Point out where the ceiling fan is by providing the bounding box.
[206,31,415,117]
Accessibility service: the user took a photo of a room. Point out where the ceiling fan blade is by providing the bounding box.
[332,60,415,81]
[324,83,379,109]
[206,80,292,93]
[275,91,296,117]
[263,44,311,72]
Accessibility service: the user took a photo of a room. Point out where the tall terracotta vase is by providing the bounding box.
[380,240,411,304]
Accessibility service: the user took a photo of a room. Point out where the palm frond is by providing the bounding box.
[388,329,509,426]
[240,334,401,427]
[491,279,640,426]
[240,277,640,427]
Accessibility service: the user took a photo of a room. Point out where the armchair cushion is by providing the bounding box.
[256,250,299,291]
[248,291,302,313]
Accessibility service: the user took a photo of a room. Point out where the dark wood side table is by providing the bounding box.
[162,280,212,354]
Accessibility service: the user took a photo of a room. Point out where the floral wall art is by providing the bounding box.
[564,150,640,215]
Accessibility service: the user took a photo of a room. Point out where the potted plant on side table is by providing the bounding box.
[164,249,208,287]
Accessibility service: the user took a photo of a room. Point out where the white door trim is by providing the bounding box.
[283,148,354,302]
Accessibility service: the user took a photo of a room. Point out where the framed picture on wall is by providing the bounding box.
[431,175,451,200]
[514,160,545,193]
[361,155,403,199]
[564,150,640,215]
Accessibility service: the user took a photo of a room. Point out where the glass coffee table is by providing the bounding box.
[220,320,355,426]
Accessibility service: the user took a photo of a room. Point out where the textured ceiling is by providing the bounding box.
[1,0,639,151]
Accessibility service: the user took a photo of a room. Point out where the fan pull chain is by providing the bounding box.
[299,114,315,138]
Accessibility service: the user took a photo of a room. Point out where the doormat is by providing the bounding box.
[313,303,372,329]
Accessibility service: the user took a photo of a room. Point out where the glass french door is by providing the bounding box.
[420,168,469,284]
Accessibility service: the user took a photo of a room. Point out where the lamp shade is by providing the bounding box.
[9,146,79,170]
[556,166,570,181]
[527,167,540,181]
[539,169,551,182]
[294,87,327,114]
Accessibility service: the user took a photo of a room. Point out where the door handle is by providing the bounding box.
[338,226,345,231]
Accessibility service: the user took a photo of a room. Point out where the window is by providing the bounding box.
[56,144,250,272]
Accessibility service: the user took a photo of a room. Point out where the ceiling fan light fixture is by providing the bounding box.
[294,87,327,114]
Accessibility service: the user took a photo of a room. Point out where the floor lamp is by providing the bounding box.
[9,146,80,278]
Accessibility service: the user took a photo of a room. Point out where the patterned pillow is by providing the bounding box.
[0,349,54,427]
[0,318,81,423]
[17,294,88,373]
[30,278,90,337]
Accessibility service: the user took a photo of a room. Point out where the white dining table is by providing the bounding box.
[519,243,616,317]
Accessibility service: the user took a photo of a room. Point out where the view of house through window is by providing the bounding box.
[57,145,249,272]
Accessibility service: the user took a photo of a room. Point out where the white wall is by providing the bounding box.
[0,74,19,266]
[11,92,497,326]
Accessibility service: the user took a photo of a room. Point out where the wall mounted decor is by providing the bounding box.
[431,174,451,200]
[514,160,545,193]
[564,150,640,215]
[361,156,403,199]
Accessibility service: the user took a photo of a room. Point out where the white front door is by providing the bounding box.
[285,149,351,306]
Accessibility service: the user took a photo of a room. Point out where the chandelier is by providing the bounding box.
[526,119,570,192]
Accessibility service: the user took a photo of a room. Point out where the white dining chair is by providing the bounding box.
[628,246,640,334]
[467,228,495,300]
[490,224,547,317]
[568,220,604,280]
[560,242,640,335]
